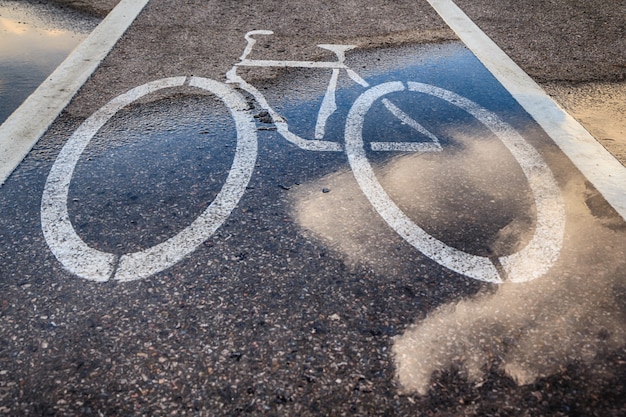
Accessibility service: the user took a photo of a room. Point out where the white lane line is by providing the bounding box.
[0,0,150,187]
[427,0,626,221]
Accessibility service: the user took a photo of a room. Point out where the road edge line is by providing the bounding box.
[0,0,151,187]
[427,0,626,221]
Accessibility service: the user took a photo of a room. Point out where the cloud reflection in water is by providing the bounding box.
[291,125,626,394]
[393,188,626,393]
[0,2,96,124]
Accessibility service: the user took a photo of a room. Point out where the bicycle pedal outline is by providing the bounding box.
[41,30,565,283]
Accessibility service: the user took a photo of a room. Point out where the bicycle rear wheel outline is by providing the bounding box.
[345,81,565,283]
[41,76,258,282]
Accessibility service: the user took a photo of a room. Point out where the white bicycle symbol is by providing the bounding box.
[41,30,565,283]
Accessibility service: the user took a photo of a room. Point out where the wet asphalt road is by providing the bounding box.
[1,0,626,415]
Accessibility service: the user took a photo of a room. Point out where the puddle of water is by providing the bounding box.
[59,41,558,279]
[269,43,626,394]
[47,35,625,395]
[261,43,541,263]
[0,0,98,125]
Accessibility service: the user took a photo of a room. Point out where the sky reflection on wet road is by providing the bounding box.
[0,28,624,415]
[0,1,96,124]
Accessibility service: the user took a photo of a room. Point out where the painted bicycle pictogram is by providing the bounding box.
[41,30,565,283]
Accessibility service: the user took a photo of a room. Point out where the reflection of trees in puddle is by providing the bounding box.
[291,129,626,394]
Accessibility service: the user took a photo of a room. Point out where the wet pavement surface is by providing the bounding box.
[1,0,625,415]
[0,0,98,125]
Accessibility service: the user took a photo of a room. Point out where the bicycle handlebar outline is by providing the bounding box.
[227,31,373,151]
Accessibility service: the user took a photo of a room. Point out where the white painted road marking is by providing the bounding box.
[427,0,626,221]
[40,26,570,283]
[345,81,565,283]
[371,99,443,152]
[0,0,150,187]
[41,77,258,282]
[10,1,621,283]
[42,75,566,283]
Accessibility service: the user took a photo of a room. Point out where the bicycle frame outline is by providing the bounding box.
[226,30,443,153]
[41,30,566,284]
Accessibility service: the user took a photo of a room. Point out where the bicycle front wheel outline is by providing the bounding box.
[41,76,258,282]
[344,81,565,283]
